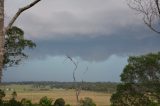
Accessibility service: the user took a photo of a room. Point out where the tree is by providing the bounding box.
[66,56,89,105]
[128,0,160,34]
[0,0,41,82]
[66,56,81,104]
[0,0,4,83]
[4,26,36,68]
[111,52,160,106]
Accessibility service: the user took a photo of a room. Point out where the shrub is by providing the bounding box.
[21,98,32,106]
[8,99,21,106]
[12,91,17,100]
[53,98,65,106]
[39,96,53,106]
[80,97,96,106]
[0,89,5,99]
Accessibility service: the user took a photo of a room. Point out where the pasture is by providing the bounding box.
[0,84,111,106]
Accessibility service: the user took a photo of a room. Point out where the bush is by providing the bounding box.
[0,89,5,100]
[8,99,21,106]
[21,98,32,106]
[80,97,96,106]
[53,98,65,106]
[39,96,53,106]
[12,91,17,100]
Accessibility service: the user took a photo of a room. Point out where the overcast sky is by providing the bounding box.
[3,0,160,82]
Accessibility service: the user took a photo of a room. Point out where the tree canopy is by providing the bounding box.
[111,52,160,106]
[3,26,36,68]
[0,0,41,82]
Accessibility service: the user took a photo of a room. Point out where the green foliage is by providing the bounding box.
[4,26,36,68]
[8,99,22,106]
[21,98,32,106]
[39,96,53,106]
[111,52,160,106]
[53,98,65,106]
[80,97,96,106]
[12,91,17,100]
[121,52,160,83]
[0,93,69,106]
[110,84,156,106]
[0,89,5,99]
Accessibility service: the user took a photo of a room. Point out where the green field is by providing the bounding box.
[0,84,111,106]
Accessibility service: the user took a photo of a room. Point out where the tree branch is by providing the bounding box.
[128,0,160,34]
[66,55,78,82]
[155,0,160,16]
[5,0,41,33]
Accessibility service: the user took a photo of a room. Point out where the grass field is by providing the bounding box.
[0,84,111,106]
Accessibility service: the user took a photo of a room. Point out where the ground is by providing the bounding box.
[0,84,111,106]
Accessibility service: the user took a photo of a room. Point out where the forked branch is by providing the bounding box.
[127,0,160,34]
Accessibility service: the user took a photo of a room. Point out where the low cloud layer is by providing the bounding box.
[29,26,160,61]
[5,0,160,62]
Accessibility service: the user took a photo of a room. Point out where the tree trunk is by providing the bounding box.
[0,0,4,82]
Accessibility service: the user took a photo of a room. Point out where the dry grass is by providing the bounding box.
[1,85,111,106]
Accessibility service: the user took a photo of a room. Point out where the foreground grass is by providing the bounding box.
[0,84,111,106]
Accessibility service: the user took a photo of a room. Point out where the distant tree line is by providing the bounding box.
[2,81,117,93]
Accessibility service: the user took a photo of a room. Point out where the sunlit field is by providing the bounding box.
[0,84,111,106]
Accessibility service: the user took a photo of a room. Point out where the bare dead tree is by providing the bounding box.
[127,0,160,34]
[66,56,89,106]
[66,56,80,104]
[0,0,41,82]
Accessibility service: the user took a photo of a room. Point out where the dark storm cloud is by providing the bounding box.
[6,0,140,39]
[5,0,160,62]
[29,25,160,62]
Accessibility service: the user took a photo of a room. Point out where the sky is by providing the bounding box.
[2,0,160,82]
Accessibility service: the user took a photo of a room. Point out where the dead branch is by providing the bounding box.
[5,0,41,33]
[66,55,78,82]
[128,0,160,34]
[66,55,79,103]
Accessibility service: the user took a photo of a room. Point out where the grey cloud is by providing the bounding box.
[15,9,141,39]
[6,0,141,39]
[28,25,160,62]
[5,0,160,62]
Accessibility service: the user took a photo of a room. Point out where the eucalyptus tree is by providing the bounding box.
[111,52,160,106]
[0,0,41,82]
